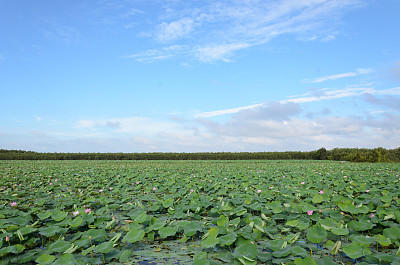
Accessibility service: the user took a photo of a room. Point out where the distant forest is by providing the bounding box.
[1,147,399,162]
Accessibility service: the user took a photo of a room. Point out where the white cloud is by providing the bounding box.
[195,43,251,63]
[286,86,400,103]
[195,103,264,118]
[304,68,373,83]
[125,0,362,63]
[122,45,185,62]
[157,18,194,42]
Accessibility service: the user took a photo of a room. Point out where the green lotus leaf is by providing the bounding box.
[74,238,91,248]
[343,242,369,259]
[201,236,219,248]
[331,227,349,236]
[158,226,177,239]
[147,219,166,231]
[37,211,52,220]
[383,227,400,241]
[376,234,391,247]
[257,252,272,263]
[82,229,107,242]
[0,246,17,255]
[184,222,202,237]
[208,227,219,238]
[349,235,375,246]
[9,215,32,226]
[307,224,327,243]
[15,251,36,263]
[318,218,338,231]
[294,257,317,265]
[134,212,148,223]
[193,260,211,265]
[217,215,229,227]
[52,253,82,265]
[162,198,174,208]
[273,245,292,258]
[219,232,237,246]
[263,239,285,251]
[312,194,323,204]
[381,195,392,203]
[13,244,25,254]
[39,225,61,237]
[52,210,68,222]
[49,240,71,253]
[285,232,300,244]
[69,216,83,227]
[269,201,283,214]
[122,228,145,243]
[329,211,344,221]
[348,220,374,231]
[297,220,310,231]
[233,243,257,260]
[372,253,400,263]
[35,254,55,264]
[228,217,241,227]
[358,205,369,214]
[234,206,247,216]
[193,251,208,261]
[286,220,299,227]
[119,250,132,263]
[95,241,114,253]
[315,256,340,265]
[291,245,308,257]
[17,226,37,235]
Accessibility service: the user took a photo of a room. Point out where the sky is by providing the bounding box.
[1,0,399,153]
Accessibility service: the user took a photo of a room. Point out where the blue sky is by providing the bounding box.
[1,0,399,153]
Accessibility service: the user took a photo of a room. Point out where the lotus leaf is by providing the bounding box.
[219,232,237,246]
[272,245,292,258]
[35,254,55,264]
[315,256,341,265]
[39,225,63,237]
[119,250,132,263]
[52,210,68,221]
[53,253,82,265]
[95,241,114,253]
[307,224,327,243]
[331,227,349,236]
[158,226,177,238]
[49,240,71,253]
[69,216,83,227]
[201,237,219,248]
[122,228,145,243]
[294,257,317,265]
[343,241,370,259]
[82,228,107,242]
[184,221,203,237]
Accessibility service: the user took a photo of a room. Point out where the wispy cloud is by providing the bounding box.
[157,17,194,42]
[286,86,400,103]
[122,45,185,62]
[303,68,373,83]
[125,0,363,63]
[195,85,400,118]
[389,61,400,82]
[195,103,264,118]
[195,43,251,63]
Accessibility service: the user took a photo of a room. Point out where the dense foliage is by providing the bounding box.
[1,147,400,162]
[1,160,400,264]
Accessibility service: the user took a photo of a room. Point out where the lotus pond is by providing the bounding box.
[1,160,400,265]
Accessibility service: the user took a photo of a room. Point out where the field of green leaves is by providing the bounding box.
[1,160,400,265]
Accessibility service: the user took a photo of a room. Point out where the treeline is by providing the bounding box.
[0,147,399,162]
